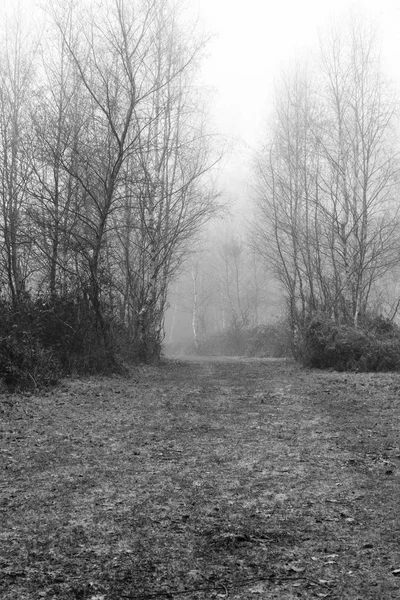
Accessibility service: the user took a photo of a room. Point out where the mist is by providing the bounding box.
[0,0,398,376]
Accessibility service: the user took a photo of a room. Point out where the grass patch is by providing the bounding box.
[1,358,400,599]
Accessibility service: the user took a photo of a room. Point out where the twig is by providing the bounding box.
[217,583,228,598]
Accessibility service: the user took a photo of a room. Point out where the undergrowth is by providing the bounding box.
[300,313,400,372]
[0,294,120,391]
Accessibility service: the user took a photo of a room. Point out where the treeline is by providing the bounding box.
[254,15,400,370]
[0,0,217,387]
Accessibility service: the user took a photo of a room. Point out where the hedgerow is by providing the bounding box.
[300,313,400,372]
[0,294,120,391]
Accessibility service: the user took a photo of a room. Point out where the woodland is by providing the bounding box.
[0,0,218,389]
[2,5,400,600]
[0,1,399,390]
[168,13,400,373]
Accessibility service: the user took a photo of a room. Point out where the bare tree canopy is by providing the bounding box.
[254,14,400,353]
[0,0,219,376]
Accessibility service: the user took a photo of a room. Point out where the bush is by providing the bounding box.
[38,295,117,374]
[0,332,61,391]
[245,321,292,358]
[0,293,122,390]
[300,313,400,372]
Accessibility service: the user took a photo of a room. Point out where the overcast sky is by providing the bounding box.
[194,0,400,144]
[188,0,400,208]
[3,0,400,208]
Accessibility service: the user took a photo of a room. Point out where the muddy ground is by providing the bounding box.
[1,356,400,599]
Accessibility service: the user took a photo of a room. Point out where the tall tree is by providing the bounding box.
[110,2,218,359]
[254,15,400,344]
[30,4,83,296]
[43,0,218,361]
[0,0,218,370]
[0,10,36,302]
[317,16,400,324]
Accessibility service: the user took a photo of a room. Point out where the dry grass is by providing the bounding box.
[1,356,400,599]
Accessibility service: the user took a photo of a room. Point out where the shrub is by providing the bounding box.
[0,293,123,390]
[0,332,61,391]
[38,295,117,374]
[300,313,400,372]
[245,320,292,358]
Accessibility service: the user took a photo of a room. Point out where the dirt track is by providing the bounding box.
[1,357,400,599]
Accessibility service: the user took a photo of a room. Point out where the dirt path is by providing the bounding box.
[1,357,400,599]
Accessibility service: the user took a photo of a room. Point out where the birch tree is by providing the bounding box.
[317,17,400,325]
[254,65,320,341]
[0,12,36,302]
[30,6,83,296]
[111,3,218,360]
[35,0,217,362]
[255,15,400,344]
[0,0,217,372]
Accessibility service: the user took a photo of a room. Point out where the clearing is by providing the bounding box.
[1,356,400,599]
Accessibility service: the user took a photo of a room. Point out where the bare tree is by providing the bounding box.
[40,0,218,360]
[0,0,218,370]
[109,1,219,359]
[254,64,319,342]
[317,16,400,325]
[0,10,36,302]
[254,15,400,346]
[30,4,83,296]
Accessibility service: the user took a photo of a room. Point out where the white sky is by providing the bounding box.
[189,0,400,208]
[4,0,400,209]
[195,0,400,144]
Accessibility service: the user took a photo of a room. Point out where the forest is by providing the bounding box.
[0,0,219,388]
[2,4,400,599]
[0,1,400,389]
[167,13,400,373]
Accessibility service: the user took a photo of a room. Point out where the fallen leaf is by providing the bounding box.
[288,564,305,573]
[188,569,201,579]
[249,583,264,594]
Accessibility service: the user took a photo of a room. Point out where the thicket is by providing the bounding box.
[299,313,400,372]
[0,0,217,389]
[0,294,130,391]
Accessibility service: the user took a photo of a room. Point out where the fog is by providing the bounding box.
[164,0,400,353]
[0,0,398,363]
